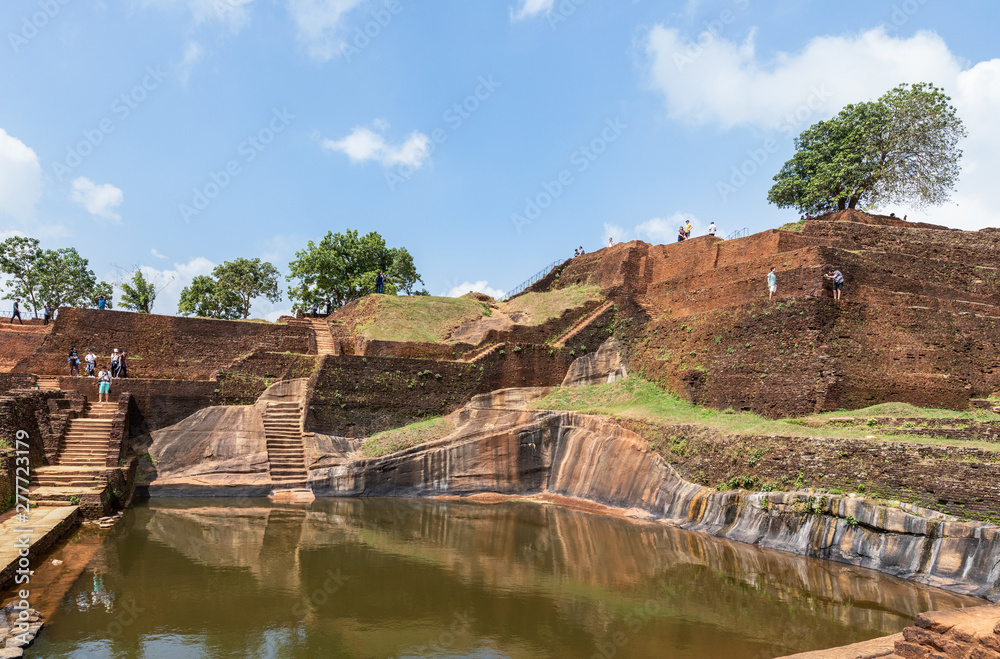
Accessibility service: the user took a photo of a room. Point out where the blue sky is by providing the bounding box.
[2,0,999,318]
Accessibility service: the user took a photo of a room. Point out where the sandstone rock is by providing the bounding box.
[561,337,626,387]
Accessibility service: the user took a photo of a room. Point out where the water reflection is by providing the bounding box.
[32,498,981,658]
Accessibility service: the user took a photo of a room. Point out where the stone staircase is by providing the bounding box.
[31,401,117,507]
[264,401,309,486]
[552,301,614,348]
[35,375,61,391]
[310,318,337,355]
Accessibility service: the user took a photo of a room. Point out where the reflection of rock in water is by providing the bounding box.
[142,497,975,643]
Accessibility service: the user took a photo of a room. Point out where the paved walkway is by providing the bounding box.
[0,506,79,590]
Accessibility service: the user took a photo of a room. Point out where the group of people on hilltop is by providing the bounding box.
[766,266,845,302]
[65,345,128,401]
[677,220,717,242]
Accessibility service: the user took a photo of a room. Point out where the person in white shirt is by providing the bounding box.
[85,349,96,377]
[708,222,717,236]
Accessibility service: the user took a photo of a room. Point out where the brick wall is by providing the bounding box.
[10,308,313,380]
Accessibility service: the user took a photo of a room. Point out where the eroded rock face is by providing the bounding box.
[142,385,1000,600]
[561,338,627,387]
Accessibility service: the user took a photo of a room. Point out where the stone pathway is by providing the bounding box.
[0,506,78,590]
[309,318,337,355]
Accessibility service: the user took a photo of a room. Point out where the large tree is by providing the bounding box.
[286,230,423,309]
[36,248,110,310]
[212,258,282,319]
[768,83,966,214]
[178,275,243,320]
[0,236,45,316]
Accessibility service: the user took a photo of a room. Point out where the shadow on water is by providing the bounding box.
[30,498,982,658]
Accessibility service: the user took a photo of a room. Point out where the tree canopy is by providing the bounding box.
[178,275,244,320]
[286,230,422,309]
[178,258,280,320]
[767,83,966,214]
[0,237,112,315]
[119,268,170,313]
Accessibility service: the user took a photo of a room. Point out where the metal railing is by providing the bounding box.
[726,227,750,240]
[501,260,563,302]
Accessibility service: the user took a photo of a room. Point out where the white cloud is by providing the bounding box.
[510,0,553,21]
[287,0,367,61]
[70,177,124,221]
[444,280,505,300]
[150,248,168,260]
[643,26,1000,230]
[322,123,431,169]
[0,128,43,223]
[145,0,254,32]
[177,41,205,85]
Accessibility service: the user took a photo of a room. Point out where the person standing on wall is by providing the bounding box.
[110,349,120,378]
[708,222,717,237]
[96,294,106,309]
[376,271,385,294]
[10,299,23,324]
[97,366,111,403]
[43,302,53,325]
[68,345,80,376]
[118,350,128,378]
[85,348,96,377]
[325,298,332,315]
[767,267,777,301]
[824,268,845,301]
[684,219,693,239]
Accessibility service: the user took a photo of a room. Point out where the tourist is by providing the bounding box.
[325,298,332,315]
[311,301,319,317]
[767,267,777,301]
[607,237,614,248]
[574,248,579,257]
[110,349,120,378]
[677,226,685,243]
[10,299,23,325]
[118,350,128,378]
[85,349,96,377]
[684,219,693,238]
[97,294,106,309]
[68,345,80,376]
[824,268,845,301]
[376,271,385,294]
[97,366,111,403]
[43,302,53,325]
[708,222,717,237]
[889,212,897,218]
[903,215,908,221]
[579,246,585,255]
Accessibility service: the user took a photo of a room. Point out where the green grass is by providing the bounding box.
[533,377,1000,446]
[805,402,1000,422]
[504,285,603,325]
[355,296,488,343]
[777,219,807,232]
[361,417,456,457]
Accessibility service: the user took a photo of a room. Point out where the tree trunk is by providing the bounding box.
[837,198,847,211]
[848,196,860,209]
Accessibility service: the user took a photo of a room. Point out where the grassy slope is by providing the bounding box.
[355,296,488,343]
[504,285,603,324]
[361,417,455,457]
[533,377,1000,449]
